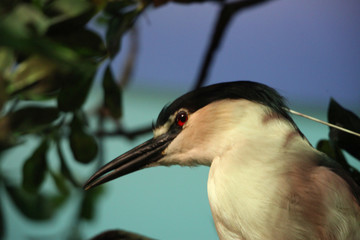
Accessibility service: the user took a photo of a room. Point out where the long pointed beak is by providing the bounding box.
[83,133,175,190]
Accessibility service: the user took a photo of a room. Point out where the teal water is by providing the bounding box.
[1,86,358,240]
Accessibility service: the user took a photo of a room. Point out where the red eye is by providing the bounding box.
[176,111,188,127]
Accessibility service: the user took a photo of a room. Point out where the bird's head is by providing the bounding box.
[83,81,301,190]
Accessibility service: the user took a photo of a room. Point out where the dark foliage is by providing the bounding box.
[317,100,360,186]
[0,0,147,238]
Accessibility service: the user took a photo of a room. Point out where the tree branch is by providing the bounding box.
[193,0,274,90]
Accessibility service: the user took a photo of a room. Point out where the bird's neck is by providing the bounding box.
[207,102,317,240]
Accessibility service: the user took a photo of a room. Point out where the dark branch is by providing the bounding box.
[193,0,274,90]
[119,26,139,88]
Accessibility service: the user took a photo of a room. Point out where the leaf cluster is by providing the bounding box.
[0,0,147,238]
[316,99,360,185]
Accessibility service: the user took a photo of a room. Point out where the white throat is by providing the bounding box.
[202,100,312,240]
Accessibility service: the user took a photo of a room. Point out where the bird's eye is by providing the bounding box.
[175,111,188,127]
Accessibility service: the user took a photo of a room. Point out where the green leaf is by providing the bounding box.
[0,47,15,77]
[49,169,70,196]
[104,1,139,15]
[0,22,90,71]
[4,184,67,221]
[328,98,360,160]
[105,11,138,58]
[7,55,57,95]
[22,140,49,193]
[103,66,122,119]
[10,106,60,133]
[0,83,7,113]
[1,3,51,37]
[317,139,360,184]
[46,7,105,58]
[57,70,95,112]
[46,6,96,35]
[50,0,91,19]
[69,115,98,163]
[316,139,349,168]
[80,186,104,220]
[56,140,80,187]
[0,117,17,152]
[48,28,106,58]
[32,0,48,9]
[90,229,154,240]
[0,47,14,108]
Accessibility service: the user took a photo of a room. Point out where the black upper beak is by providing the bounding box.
[83,133,175,190]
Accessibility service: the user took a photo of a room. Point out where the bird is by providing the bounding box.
[84,81,360,240]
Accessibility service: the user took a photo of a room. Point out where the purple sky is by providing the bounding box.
[112,0,360,107]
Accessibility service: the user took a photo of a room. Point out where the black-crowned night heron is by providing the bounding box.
[84,81,360,240]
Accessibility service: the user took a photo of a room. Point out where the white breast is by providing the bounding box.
[207,134,360,240]
[203,101,360,240]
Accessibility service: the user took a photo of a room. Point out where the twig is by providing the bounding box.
[286,108,360,138]
[193,0,274,90]
[56,140,81,188]
[119,26,139,88]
